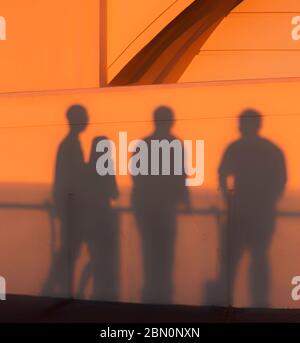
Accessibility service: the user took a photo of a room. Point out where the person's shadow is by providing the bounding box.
[78,136,120,300]
[131,106,190,304]
[42,105,89,297]
[205,109,287,307]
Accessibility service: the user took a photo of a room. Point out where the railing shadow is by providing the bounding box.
[1,201,300,304]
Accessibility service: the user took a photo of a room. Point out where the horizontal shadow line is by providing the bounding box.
[0,202,299,218]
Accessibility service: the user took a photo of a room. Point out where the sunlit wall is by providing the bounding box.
[0,79,300,307]
[0,0,300,309]
[180,0,300,82]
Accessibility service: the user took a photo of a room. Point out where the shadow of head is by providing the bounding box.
[153,106,175,135]
[239,108,262,138]
[67,105,89,134]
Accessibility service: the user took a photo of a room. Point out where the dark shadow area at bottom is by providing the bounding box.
[1,295,300,323]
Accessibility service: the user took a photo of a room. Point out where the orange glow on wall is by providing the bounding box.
[0,79,300,307]
[180,0,300,82]
[107,0,195,82]
[0,0,100,93]
[1,0,300,309]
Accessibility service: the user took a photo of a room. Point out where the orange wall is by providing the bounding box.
[0,81,299,191]
[235,0,300,12]
[0,81,300,308]
[180,0,300,82]
[0,0,197,92]
[0,0,100,93]
[107,0,195,82]
[1,0,300,308]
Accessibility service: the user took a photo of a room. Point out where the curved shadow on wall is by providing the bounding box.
[109,0,243,86]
